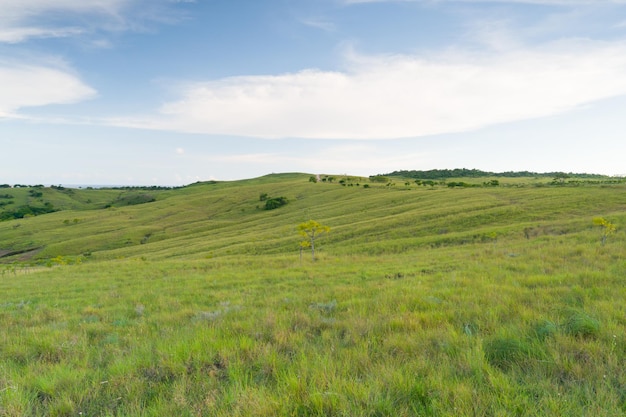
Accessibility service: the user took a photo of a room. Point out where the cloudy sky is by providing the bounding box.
[2,0,626,185]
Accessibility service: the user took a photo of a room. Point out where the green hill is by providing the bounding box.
[0,172,624,263]
[0,173,625,416]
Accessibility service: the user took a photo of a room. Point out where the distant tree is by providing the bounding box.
[298,220,330,261]
[309,176,318,183]
[369,175,388,183]
[552,173,570,184]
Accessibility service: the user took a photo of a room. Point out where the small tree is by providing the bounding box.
[593,217,616,245]
[298,220,330,261]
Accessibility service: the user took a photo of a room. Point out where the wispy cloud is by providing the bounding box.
[0,0,129,43]
[300,18,336,32]
[0,27,84,44]
[108,38,626,140]
[0,60,96,117]
[0,0,191,43]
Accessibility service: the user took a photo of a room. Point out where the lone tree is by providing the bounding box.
[298,220,330,261]
[593,217,616,245]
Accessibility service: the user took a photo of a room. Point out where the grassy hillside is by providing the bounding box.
[0,173,625,416]
[1,173,624,262]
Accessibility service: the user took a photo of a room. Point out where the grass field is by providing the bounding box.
[0,173,625,416]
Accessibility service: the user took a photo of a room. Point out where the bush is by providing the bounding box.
[264,196,288,210]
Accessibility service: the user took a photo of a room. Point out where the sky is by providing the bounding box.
[2,0,626,186]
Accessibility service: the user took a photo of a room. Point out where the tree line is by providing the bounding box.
[383,168,611,180]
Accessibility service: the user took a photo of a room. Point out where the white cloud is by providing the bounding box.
[109,39,626,140]
[0,0,130,42]
[0,27,84,44]
[0,0,190,43]
[0,62,96,117]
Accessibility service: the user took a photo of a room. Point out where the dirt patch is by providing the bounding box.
[0,247,42,261]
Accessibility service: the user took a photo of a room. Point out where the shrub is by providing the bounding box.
[265,196,288,210]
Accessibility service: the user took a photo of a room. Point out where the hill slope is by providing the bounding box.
[0,173,624,263]
[1,173,626,415]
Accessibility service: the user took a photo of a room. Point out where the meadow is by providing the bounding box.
[0,173,625,416]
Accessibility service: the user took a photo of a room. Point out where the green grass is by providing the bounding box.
[0,173,625,415]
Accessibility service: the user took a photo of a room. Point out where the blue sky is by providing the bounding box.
[2,0,626,185]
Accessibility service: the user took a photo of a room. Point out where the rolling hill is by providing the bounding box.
[0,172,625,416]
[1,172,624,263]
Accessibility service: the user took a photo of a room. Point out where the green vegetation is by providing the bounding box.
[264,196,289,210]
[385,168,617,180]
[593,216,616,245]
[259,192,289,210]
[0,172,625,415]
[0,202,57,221]
[297,220,331,261]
